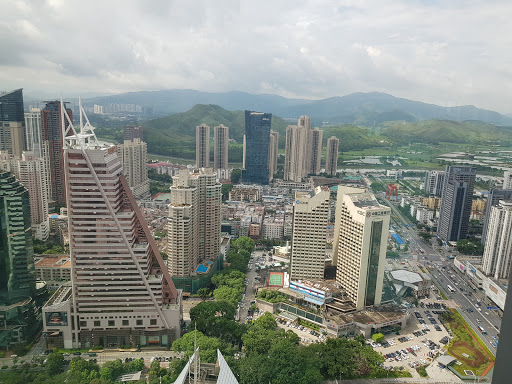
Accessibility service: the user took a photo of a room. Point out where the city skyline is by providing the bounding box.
[1,2,511,113]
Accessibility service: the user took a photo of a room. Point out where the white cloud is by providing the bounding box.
[366,46,381,57]
[0,0,511,112]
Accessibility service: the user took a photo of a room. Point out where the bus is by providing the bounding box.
[447,285,456,293]
[478,326,487,335]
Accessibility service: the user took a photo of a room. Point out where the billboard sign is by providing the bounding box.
[45,311,68,326]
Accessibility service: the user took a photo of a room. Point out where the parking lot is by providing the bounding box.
[371,301,457,380]
[275,318,326,344]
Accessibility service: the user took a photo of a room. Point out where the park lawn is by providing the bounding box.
[442,310,494,376]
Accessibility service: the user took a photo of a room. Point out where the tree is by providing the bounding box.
[456,239,484,255]
[69,357,100,383]
[231,168,241,184]
[226,252,248,273]
[242,325,299,357]
[171,330,233,363]
[45,352,64,375]
[233,236,255,253]
[212,270,245,288]
[213,286,242,305]
[239,338,322,384]
[148,359,164,382]
[418,232,432,241]
[197,287,211,301]
[100,359,124,382]
[252,312,277,331]
[221,184,233,200]
[256,289,287,303]
[189,301,235,332]
[372,333,385,343]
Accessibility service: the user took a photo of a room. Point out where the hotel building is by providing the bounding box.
[333,187,390,310]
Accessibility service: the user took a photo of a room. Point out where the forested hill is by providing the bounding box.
[141,104,287,160]
[92,104,512,160]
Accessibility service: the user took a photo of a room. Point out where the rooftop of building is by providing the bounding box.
[325,305,406,326]
[290,279,340,293]
[390,269,424,284]
[349,192,381,209]
[34,255,70,268]
[45,283,72,307]
[152,192,171,201]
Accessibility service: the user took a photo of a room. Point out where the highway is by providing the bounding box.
[379,196,501,354]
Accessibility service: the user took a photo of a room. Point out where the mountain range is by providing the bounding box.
[84,90,512,126]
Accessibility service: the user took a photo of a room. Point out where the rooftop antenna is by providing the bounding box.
[79,97,84,134]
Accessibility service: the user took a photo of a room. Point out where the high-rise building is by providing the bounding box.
[214,124,229,171]
[168,171,198,277]
[438,166,476,242]
[284,116,323,181]
[290,186,330,280]
[424,171,445,196]
[168,169,221,277]
[307,128,323,176]
[268,130,279,180]
[298,115,311,130]
[0,170,38,347]
[0,151,50,240]
[492,271,512,384]
[196,124,210,168]
[0,89,25,158]
[503,170,512,189]
[25,108,44,155]
[194,170,221,264]
[325,136,339,176]
[0,171,35,299]
[42,100,72,206]
[54,103,181,348]
[116,126,150,199]
[482,200,512,280]
[482,188,512,245]
[284,124,308,182]
[333,187,390,310]
[242,110,272,184]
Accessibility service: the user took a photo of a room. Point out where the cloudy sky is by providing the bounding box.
[1,0,511,112]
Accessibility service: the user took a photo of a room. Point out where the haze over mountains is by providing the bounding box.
[84,90,512,126]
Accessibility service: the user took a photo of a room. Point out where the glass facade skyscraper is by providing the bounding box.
[242,110,272,184]
[0,171,35,300]
[0,89,25,157]
[41,101,72,206]
[438,165,476,242]
[0,89,24,123]
[0,170,38,349]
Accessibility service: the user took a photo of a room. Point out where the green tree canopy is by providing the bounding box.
[372,333,385,343]
[171,330,234,363]
[46,352,64,375]
[213,286,242,306]
[196,287,211,301]
[221,183,233,200]
[231,168,241,184]
[233,236,255,253]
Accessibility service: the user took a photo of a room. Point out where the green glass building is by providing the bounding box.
[0,171,37,349]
